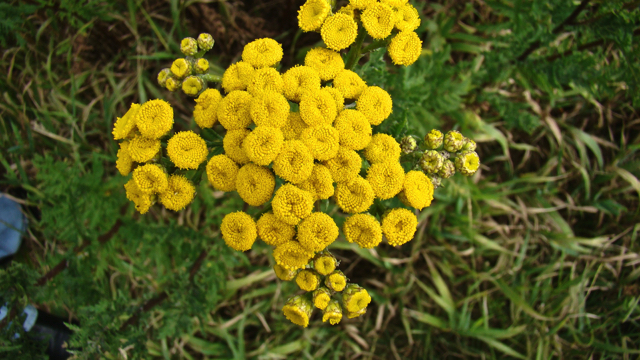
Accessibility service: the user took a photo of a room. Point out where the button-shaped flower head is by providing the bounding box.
[135,99,174,139]
[113,103,141,140]
[296,269,322,292]
[362,2,396,39]
[324,147,362,184]
[206,154,239,192]
[256,212,296,247]
[388,31,422,66]
[116,141,134,176]
[159,175,196,211]
[222,61,255,93]
[395,3,421,32]
[273,140,314,184]
[343,213,382,248]
[250,92,290,128]
[298,212,339,252]
[242,126,284,166]
[366,161,405,200]
[194,89,222,129]
[364,133,401,164]
[313,287,332,310]
[221,211,257,251]
[217,90,253,130]
[321,14,358,51]
[223,129,251,165]
[235,163,275,206]
[342,283,371,313]
[299,88,337,126]
[124,179,154,214]
[283,65,321,103]
[272,184,314,225]
[334,109,372,150]
[282,295,313,327]
[281,112,309,140]
[322,299,343,325]
[300,125,340,161]
[247,67,284,97]
[133,164,168,194]
[399,171,434,210]
[274,240,315,270]
[333,70,367,100]
[304,47,345,81]
[313,252,337,275]
[242,38,283,69]
[128,135,161,163]
[334,176,375,214]
[167,131,208,170]
[357,86,393,126]
[419,150,444,174]
[325,270,347,292]
[298,0,331,32]
[274,264,298,281]
[381,208,417,246]
[298,164,335,200]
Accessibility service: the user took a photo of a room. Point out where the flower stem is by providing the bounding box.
[201,73,222,83]
[360,38,390,55]
[345,25,368,70]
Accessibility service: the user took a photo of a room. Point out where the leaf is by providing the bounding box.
[475,336,526,359]
[570,127,604,169]
[404,308,448,329]
[613,167,640,200]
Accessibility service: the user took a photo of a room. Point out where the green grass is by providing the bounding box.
[1,0,640,359]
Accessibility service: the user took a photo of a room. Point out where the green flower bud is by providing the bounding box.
[313,287,332,310]
[180,37,199,56]
[165,76,181,92]
[282,295,313,327]
[428,174,442,188]
[182,76,205,97]
[443,130,465,153]
[197,33,215,51]
[342,283,371,313]
[454,151,480,176]
[438,159,455,179]
[462,138,476,151]
[195,58,210,74]
[419,150,444,174]
[157,68,171,87]
[400,136,418,154]
[296,268,322,292]
[424,129,443,150]
[322,299,343,325]
[313,251,337,276]
[170,58,192,79]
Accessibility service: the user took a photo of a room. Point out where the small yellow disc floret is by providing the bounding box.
[334,176,375,214]
[217,90,253,130]
[324,147,362,184]
[333,109,372,150]
[361,2,396,40]
[299,88,337,126]
[133,164,168,194]
[366,161,405,200]
[128,135,160,163]
[247,67,284,97]
[223,129,251,165]
[282,65,321,103]
[222,61,255,93]
[395,3,421,32]
[135,99,174,139]
[298,0,331,32]
[250,92,290,128]
[242,126,284,166]
[364,134,401,163]
[298,164,335,200]
[299,125,340,161]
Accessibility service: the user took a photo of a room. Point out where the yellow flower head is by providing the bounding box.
[347,307,367,319]
[282,295,313,327]
[304,48,345,81]
[343,283,371,313]
[242,38,283,68]
[296,269,321,292]
[400,171,434,210]
[273,140,314,184]
[299,88,338,126]
[124,178,154,214]
[443,130,465,152]
[424,129,443,150]
[357,86,393,125]
[321,14,358,51]
[313,287,332,310]
[334,109,372,150]
[206,154,239,192]
[298,212,339,252]
[298,164,335,200]
[325,270,347,292]
[298,0,331,32]
[395,3,421,32]
[337,4,357,18]
[343,213,382,248]
[361,2,396,39]
[388,31,422,66]
[281,112,309,140]
[274,240,315,271]
[313,252,337,275]
[222,61,256,93]
[300,125,340,161]
[274,264,298,281]
[324,86,345,114]
[247,67,285,97]
[194,89,223,129]
[324,147,361,184]
[322,299,343,325]
[380,0,408,7]
[128,135,161,163]
[133,163,168,194]
[236,163,275,206]
[335,176,375,214]
[157,68,171,87]
[366,161,405,200]
[250,92,290,128]
[349,0,375,10]
[112,103,141,140]
[272,184,314,225]
[282,65,321,103]
[159,175,196,211]
[223,129,251,165]
[382,208,417,246]
[455,150,480,176]
[197,33,215,51]
[242,126,284,166]
[364,133,401,164]
[195,58,209,74]
[116,141,134,176]
[167,131,208,170]
[182,75,204,97]
[333,70,367,100]
[257,212,296,247]
[217,90,254,130]
[165,77,181,92]
[221,211,257,252]
[180,37,198,56]
[170,58,192,79]
[135,99,174,139]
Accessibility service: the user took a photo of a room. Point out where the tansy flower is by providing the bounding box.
[124,179,154,214]
[395,3,421,32]
[223,129,251,165]
[281,112,309,140]
[343,213,382,248]
[325,270,347,292]
[334,109,372,150]
[357,86,393,125]
[236,163,275,206]
[337,4,357,17]
[221,211,257,251]
[298,164,335,200]
[399,171,434,210]
[296,269,321,292]
[334,176,375,213]
[157,68,171,87]
[321,14,358,51]
[195,58,209,74]
[170,58,192,79]
[256,212,296,247]
[347,307,367,319]
[342,284,371,313]
[206,154,239,192]
[128,135,161,163]
[272,184,314,225]
[304,48,345,81]
[242,126,284,166]
[322,299,343,325]
[282,295,313,327]
[250,92,290,128]
[112,103,141,140]
[424,129,443,149]
[298,0,331,32]
[197,33,214,51]
[133,164,168,194]
[222,61,255,93]
[180,37,198,56]
[273,140,314,184]
[455,150,480,176]
[135,99,174,139]
[380,0,408,7]
[217,90,253,130]
[366,161,405,200]
[247,67,284,97]
[388,31,422,66]
[299,88,337,126]
[182,76,204,96]
[274,264,298,281]
[349,0,375,10]
[361,2,396,40]
[382,208,417,246]
[194,89,222,128]
[167,131,208,170]
[324,86,345,114]
[324,147,361,184]
[282,65,321,103]
[242,38,284,68]
[298,212,339,252]
[165,77,181,92]
[313,252,337,275]
[463,138,477,151]
[438,159,455,179]
[443,130,465,152]
[364,134,401,163]
[116,141,134,176]
[274,240,315,270]
[300,125,340,161]
[333,70,366,99]
[159,175,196,211]
[313,287,332,310]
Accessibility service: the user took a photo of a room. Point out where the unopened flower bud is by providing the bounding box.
[322,299,343,325]
[428,174,442,188]
[439,150,451,160]
[443,130,465,153]
[182,76,204,97]
[438,159,455,179]
[454,151,480,176]
[313,251,337,276]
[197,33,215,51]
[157,68,171,87]
[419,150,444,174]
[165,76,181,92]
[324,270,347,292]
[195,58,209,74]
[282,295,313,327]
[424,129,443,150]
[400,136,418,154]
[274,264,297,281]
[342,283,371,313]
[171,58,192,79]
[296,268,321,292]
[180,37,199,56]
[463,138,476,151]
[313,287,332,310]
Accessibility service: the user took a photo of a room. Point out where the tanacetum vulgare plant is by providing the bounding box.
[112,0,480,327]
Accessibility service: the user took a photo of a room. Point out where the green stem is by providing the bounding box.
[201,73,222,83]
[360,38,390,55]
[345,25,368,70]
